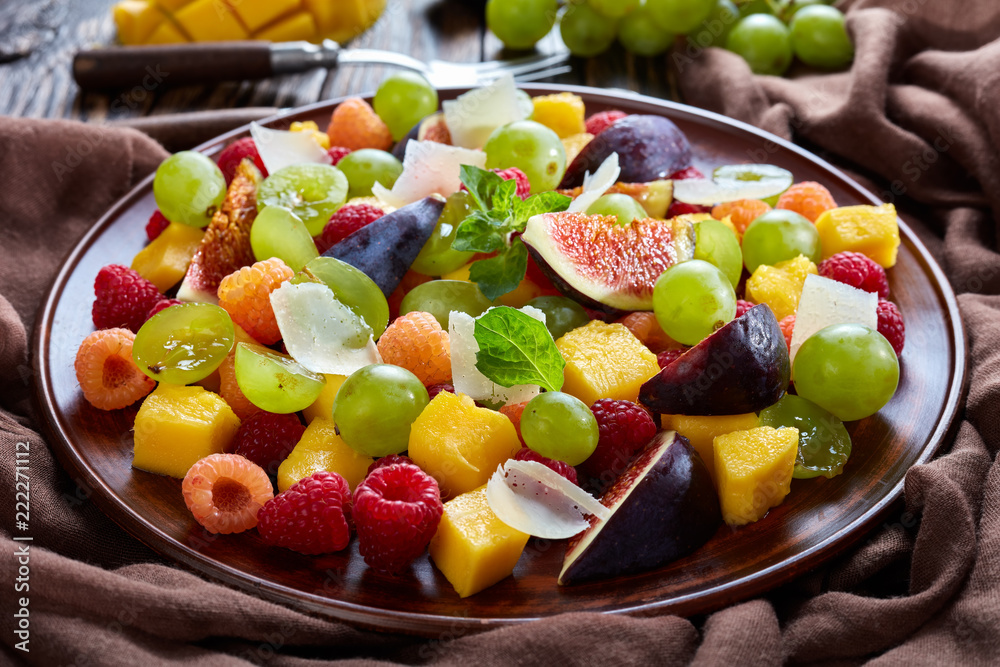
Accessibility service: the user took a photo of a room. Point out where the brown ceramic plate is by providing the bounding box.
[32,85,966,636]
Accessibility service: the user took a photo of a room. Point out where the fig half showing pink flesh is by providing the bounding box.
[639,304,790,416]
[559,430,721,585]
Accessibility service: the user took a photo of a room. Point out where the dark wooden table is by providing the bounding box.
[0,0,678,122]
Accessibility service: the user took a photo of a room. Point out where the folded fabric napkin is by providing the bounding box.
[2,0,1000,663]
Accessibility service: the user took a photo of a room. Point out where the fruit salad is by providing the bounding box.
[74,73,904,599]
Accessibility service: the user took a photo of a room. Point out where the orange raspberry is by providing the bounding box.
[217,325,264,420]
[182,453,273,534]
[326,97,393,151]
[217,258,294,345]
[74,328,155,410]
[615,311,678,353]
[711,199,772,236]
[779,314,795,354]
[377,311,451,386]
[776,181,837,222]
[500,401,528,445]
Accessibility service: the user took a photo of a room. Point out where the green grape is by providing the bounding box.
[693,219,743,288]
[257,164,348,236]
[726,14,792,75]
[234,343,326,414]
[590,0,639,19]
[485,120,567,194]
[521,391,599,465]
[411,191,476,276]
[736,0,777,17]
[586,193,648,225]
[760,393,852,479]
[688,0,740,49]
[250,206,319,272]
[373,71,439,141]
[516,89,535,120]
[780,0,833,21]
[653,259,736,346]
[714,164,793,201]
[618,4,676,57]
[647,0,716,34]
[526,296,591,340]
[559,3,619,58]
[152,151,227,228]
[487,0,558,50]
[335,149,403,200]
[133,303,234,385]
[793,323,899,422]
[741,209,820,273]
[400,280,493,329]
[294,257,390,339]
[789,5,853,69]
[332,364,429,457]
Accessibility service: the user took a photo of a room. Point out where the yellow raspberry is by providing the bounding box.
[217,258,294,345]
[377,311,451,386]
[74,328,155,410]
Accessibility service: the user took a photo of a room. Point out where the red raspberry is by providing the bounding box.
[92,264,164,333]
[514,447,578,484]
[257,471,352,555]
[779,314,795,354]
[669,166,705,180]
[216,137,267,185]
[818,251,890,299]
[367,454,415,477]
[461,167,530,200]
[735,299,755,319]
[657,349,686,369]
[321,203,385,250]
[353,463,443,573]
[666,201,712,217]
[877,299,905,357]
[231,412,305,476]
[327,146,352,165]
[581,399,657,481]
[426,383,455,401]
[145,210,170,241]
[145,298,183,322]
[585,110,627,136]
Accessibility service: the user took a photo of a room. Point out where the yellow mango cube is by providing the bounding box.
[131,222,204,292]
[145,19,188,44]
[256,11,317,42]
[556,321,660,406]
[228,0,300,32]
[174,0,249,42]
[301,374,346,423]
[815,204,900,268]
[531,93,586,138]
[408,392,521,499]
[114,1,167,45]
[277,418,372,491]
[429,486,529,598]
[662,413,760,486]
[713,426,798,526]
[745,254,817,321]
[132,384,240,478]
[561,132,594,165]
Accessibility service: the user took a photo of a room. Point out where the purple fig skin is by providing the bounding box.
[559,115,693,188]
[391,113,448,161]
[523,241,625,317]
[639,305,790,416]
[322,196,444,296]
[559,431,721,585]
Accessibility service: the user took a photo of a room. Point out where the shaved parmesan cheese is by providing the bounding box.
[567,153,621,213]
[790,274,878,362]
[249,122,331,175]
[442,73,526,149]
[270,282,381,375]
[373,140,486,209]
[486,460,610,539]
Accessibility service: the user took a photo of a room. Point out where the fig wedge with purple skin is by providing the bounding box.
[391,113,452,161]
[639,304,790,416]
[559,115,693,189]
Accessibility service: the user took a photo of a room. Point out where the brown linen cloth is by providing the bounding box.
[3,1,1000,664]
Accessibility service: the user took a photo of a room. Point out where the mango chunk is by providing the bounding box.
[114,1,168,44]
[229,0,300,32]
[277,418,372,492]
[662,413,760,486]
[556,320,660,406]
[815,204,900,268]
[256,11,318,42]
[408,392,521,499]
[745,254,817,321]
[131,222,204,293]
[713,426,798,526]
[429,486,529,598]
[132,384,240,478]
[174,0,249,42]
[531,92,586,138]
[145,18,189,44]
[301,374,346,424]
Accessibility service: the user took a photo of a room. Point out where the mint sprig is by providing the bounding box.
[473,306,565,392]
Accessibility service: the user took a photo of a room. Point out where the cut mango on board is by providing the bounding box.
[113,0,387,45]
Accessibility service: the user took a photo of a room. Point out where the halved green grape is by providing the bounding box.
[400,280,493,329]
[234,343,326,414]
[152,151,227,228]
[521,391,599,466]
[335,149,403,199]
[373,71,439,141]
[411,191,476,276]
[653,259,736,346]
[789,5,853,69]
[487,0,558,50]
[332,364,429,457]
[647,0,716,34]
[293,256,390,339]
[526,296,591,340]
[559,2,619,58]
[249,206,318,272]
[693,218,743,288]
[741,209,821,273]
[793,323,899,421]
[688,0,740,49]
[590,0,639,19]
[485,120,567,194]
[619,3,676,56]
[133,303,234,385]
[759,393,851,478]
[586,193,648,225]
[257,164,348,236]
[714,164,793,201]
[726,14,792,75]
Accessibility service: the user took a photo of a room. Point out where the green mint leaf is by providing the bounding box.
[453,210,508,253]
[459,165,505,211]
[511,191,572,230]
[469,238,529,301]
[492,179,518,213]
[473,305,565,392]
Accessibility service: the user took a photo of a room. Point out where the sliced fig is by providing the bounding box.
[639,304,790,416]
[559,115,692,189]
[391,112,452,161]
[521,211,695,312]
